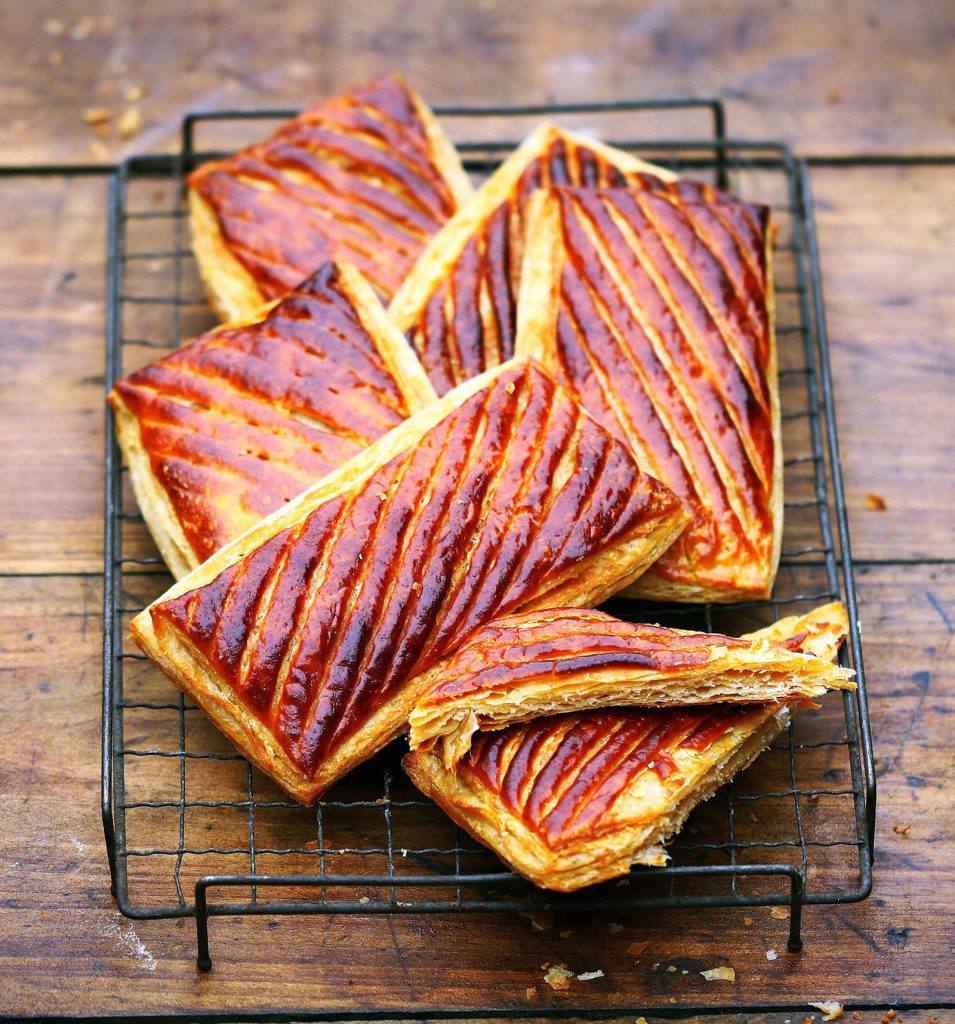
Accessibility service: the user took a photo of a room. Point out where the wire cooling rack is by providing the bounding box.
[101,98,875,971]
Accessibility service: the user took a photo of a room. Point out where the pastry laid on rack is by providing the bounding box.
[108,262,436,579]
[408,602,854,767]
[188,72,473,322]
[130,358,689,803]
[515,182,779,602]
[389,123,674,395]
[403,611,848,892]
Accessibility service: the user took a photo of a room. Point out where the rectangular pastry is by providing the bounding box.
[188,72,473,322]
[408,602,853,767]
[402,614,837,891]
[109,262,436,578]
[515,183,780,602]
[130,357,688,803]
[389,123,670,395]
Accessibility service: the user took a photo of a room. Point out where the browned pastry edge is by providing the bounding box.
[515,186,781,603]
[189,72,473,323]
[129,356,689,803]
[108,261,437,579]
[407,602,853,768]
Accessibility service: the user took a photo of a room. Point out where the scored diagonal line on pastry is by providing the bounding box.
[130,357,689,803]
[109,261,437,579]
[407,602,854,769]
[188,71,474,323]
[401,604,852,892]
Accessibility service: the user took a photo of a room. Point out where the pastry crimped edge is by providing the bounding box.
[515,183,782,604]
[129,356,690,803]
[408,602,853,768]
[388,123,676,336]
[108,261,438,581]
[189,73,474,324]
[403,703,791,892]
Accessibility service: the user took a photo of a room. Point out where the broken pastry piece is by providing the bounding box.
[516,183,780,602]
[403,614,844,891]
[188,72,473,322]
[389,123,672,395]
[408,603,854,768]
[130,357,688,803]
[109,262,436,579]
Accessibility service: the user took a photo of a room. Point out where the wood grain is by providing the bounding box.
[2,0,954,166]
[0,567,950,1015]
[0,0,953,1016]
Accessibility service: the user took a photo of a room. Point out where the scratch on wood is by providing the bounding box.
[835,911,883,955]
[926,590,953,633]
[386,915,418,1001]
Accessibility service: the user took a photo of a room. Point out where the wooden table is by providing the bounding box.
[1,1,952,1018]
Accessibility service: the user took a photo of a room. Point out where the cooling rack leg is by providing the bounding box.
[195,881,212,971]
[787,868,805,952]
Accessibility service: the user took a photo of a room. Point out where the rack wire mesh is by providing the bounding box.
[101,98,874,970]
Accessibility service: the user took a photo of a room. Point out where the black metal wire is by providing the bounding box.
[100,98,874,971]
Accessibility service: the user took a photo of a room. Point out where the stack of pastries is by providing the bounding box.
[112,73,854,892]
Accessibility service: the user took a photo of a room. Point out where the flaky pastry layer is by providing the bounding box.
[109,262,436,576]
[131,357,688,803]
[389,123,674,395]
[408,602,853,767]
[188,72,473,322]
[403,613,840,891]
[515,183,780,602]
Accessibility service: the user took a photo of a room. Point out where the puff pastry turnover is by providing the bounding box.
[403,614,839,891]
[409,602,853,767]
[109,262,436,579]
[515,183,780,602]
[389,124,673,395]
[130,357,688,803]
[188,72,473,322]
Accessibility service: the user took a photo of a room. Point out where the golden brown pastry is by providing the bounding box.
[109,262,436,579]
[515,183,780,602]
[408,603,853,767]
[402,614,840,891]
[389,124,671,395]
[130,357,688,803]
[188,72,473,322]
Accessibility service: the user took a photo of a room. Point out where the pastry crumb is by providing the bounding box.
[881,1012,896,1023]
[666,964,677,973]
[892,823,911,836]
[635,1017,648,1024]
[559,929,574,938]
[810,1002,844,1021]
[70,17,96,40]
[700,966,735,982]
[767,949,778,961]
[770,907,789,920]
[865,493,887,511]
[358,896,369,904]
[577,970,604,981]
[524,986,536,999]
[627,940,650,957]
[125,84,146,103]
[609,922,623,935]
[543,964,573,991]
[744,917,754,926]
[43,17,66,35]
[118,106,143,140]
[83,107,111,126]
[851,1014,863,1022]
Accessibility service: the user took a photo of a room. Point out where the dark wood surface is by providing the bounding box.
[1,1,953,1018]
